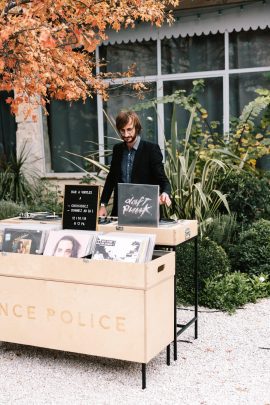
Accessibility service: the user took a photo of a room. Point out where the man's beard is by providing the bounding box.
[122,133,137,145]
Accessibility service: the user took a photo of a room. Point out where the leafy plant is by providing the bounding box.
[133,79,223,160]
[229,219,270,276]
[187,87,270,171]
[164,126,230,228]
[218,170,270,224]
[228,88,270,169]
[201,272,270,314]
[134,83,270,172]
[203,213,239,252]
[0,200,24,220]
[176,237,231,305]
[26,180,64,215]
[133,81,230,229]
[0,142,39,205]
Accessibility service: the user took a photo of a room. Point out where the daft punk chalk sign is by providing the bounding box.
[118,183,159,227]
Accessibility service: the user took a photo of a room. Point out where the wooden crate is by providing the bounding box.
[98,220,198,246]
[0,251,174,363]
[1,217,198,246]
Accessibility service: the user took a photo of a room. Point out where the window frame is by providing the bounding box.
[44,27,270,174]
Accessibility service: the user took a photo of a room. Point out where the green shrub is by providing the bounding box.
[203,213,239,253]
[26,180,63,215]
[176,237,230,304]
[0,142,39,205]
[219,171,270,223]
[0,200,24,220]
[201,272,270,314]
[229,219,270,276]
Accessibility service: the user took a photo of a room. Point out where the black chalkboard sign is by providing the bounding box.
[118,183,159,227]
[63,185,99,231]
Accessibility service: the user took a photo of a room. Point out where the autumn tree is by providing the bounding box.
[0,0,179,115]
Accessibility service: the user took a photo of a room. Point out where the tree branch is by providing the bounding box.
[3,0,31,17]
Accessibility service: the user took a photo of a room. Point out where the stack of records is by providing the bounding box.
[43,229,102,258]
[92,232,156,263]
[0,222,62,254]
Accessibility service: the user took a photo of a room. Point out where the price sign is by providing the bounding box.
[63,185,99,230]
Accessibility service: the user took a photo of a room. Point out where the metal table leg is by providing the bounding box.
[166,344,171,366]
[174,236,199,360]
[142,363,146,389]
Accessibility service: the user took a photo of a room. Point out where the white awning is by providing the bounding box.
[104,1,270,44]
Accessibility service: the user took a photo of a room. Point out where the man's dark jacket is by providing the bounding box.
[100,139,171,216]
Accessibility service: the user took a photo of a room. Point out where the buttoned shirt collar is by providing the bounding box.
[123,135,141,151]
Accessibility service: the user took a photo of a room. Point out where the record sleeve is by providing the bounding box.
[103,232,156,263]
[2,228,46,254]
[43,229,99,258]
[92,232,153,263]
[118,183,159,227]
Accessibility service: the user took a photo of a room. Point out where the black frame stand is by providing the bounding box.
[141,235,198,388]
[141,344,171,389]
[173,236,198,361]
[142,364,146,390]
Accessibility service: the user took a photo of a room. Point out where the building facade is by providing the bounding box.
[4,0,270,183]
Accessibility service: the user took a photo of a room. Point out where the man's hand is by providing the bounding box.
[159,192,171,207]
[98,206,108,217]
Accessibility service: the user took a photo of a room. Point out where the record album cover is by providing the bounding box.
[43,229,98,258]
[92,232,154,263]
[2,228,45,254]
[118,183,159,227]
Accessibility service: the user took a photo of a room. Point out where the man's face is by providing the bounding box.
[119,118,137,145]
[54,239,73,257]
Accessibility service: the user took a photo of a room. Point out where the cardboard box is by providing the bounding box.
[0,251,174,363]
[98,220,198,246]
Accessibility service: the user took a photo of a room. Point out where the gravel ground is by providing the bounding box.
[0,298,269,405]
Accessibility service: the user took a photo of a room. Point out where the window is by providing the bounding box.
[0,91,17,163]
[47,97,98,173]
[229,28,270,69]
[44,26,270,173]
[99,40,157,76]
[161,33,224,74]
[163,78,223,140]
[230,71,270,118]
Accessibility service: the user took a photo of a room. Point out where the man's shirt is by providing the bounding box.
[121,136,141,183]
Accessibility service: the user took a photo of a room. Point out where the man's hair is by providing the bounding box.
[115,110,142,135]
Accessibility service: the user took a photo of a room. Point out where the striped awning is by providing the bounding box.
[104,0,270,44]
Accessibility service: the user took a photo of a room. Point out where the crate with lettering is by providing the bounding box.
[0,250,174,363]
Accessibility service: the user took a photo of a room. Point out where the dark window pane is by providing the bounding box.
[229,28,270,69]
[47,98,98,173]
[0,91,17,163]
[99,40,157,76]
[103,84,157,163]
[161,33,224,74]
[230,72,270,118]
[163,78,223,140]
